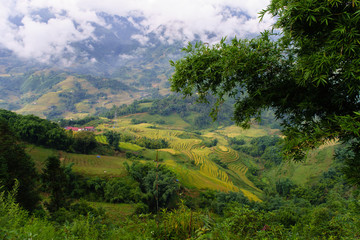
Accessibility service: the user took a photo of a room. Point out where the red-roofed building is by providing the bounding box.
[65,127,82,131]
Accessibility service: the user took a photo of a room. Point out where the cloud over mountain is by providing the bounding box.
[0,0,272,64]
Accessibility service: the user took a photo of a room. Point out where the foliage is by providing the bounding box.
[106,131,169,150]
[222,205,266,238]
[0,185,110,240]
[72,131,98,154]
[276,178,297,197]
[228,137,246,146]
[125,162,180,211]
[0,117,39,211]
[209,154,228,169]
[131,118,147,124]
[0,157,359,239]
[261,145,283,166]
[104,177,142,203]
[154,202,207,239]
[149,95,234,129]
[203,138,218,148]
[235,136,282,162]
[169,0,360,168]
[0,109,71,150]
[97,100,146,119]
[336,141,360,185]
[103,130,121,151]
[41,156,68,212]
[0,185,60,240]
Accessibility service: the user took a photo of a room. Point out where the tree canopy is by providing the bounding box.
[170,0,360,183]
[0,117,39,211]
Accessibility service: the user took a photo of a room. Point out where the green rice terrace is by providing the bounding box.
[27,111,336,204]
[0,102,354,239]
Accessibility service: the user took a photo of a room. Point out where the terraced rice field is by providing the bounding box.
[212,146,240,163]
[164,160,238,192]
[118,142,143,151]
[167,138,239,192]
[171,139,202,151]
[192,148,231,184]
[126,125,262,199]
[212,145,262,193]
[96,117,263,201]
[95,135,107,144]
[228,161,261,192]
[61,153,129,177]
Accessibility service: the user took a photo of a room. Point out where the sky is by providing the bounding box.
[0,0,273,63]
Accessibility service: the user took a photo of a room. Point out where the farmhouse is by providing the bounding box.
[65,126,81,131]
[84,126,95,131]
[64,126,95,132]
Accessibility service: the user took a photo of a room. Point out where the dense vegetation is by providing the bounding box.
[104,130,169,150]
[1,150,359,239]
[98,95,235,129]
[0,109,101,154]
[0,118,39,211]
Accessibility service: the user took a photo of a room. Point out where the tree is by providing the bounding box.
[72,131,97,154]
[125,162,180,211]
[42,156,68,212]
[170,0,360,183]
[103,130,121,150]
[0,117,39,211]
[0,109,71,150]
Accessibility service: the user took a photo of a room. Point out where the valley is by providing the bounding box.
[26,108,337,203]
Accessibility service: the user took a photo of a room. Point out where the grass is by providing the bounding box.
[60,152,129,177]
[216,125,268,138]
[119,142,144,151]
[95,135,107,144]
[87,201,136,225]
[26,145,58,171]
[264,144,336,186]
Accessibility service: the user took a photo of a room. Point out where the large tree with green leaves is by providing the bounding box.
[42,156,68,212]
[0,117,39,211]
[170,1,360,183]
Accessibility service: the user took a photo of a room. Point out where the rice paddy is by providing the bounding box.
[27,113,278,202]
[94,114,267,200]
[61,152,129,177]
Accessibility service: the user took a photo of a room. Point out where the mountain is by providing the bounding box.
[0,17,184,118]
[0,8,260,118]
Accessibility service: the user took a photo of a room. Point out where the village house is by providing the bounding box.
[64,126,95,132]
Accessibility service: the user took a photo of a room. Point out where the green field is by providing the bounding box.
[27,145,130,177]
[61,153,129,177]
[263,143,337,186]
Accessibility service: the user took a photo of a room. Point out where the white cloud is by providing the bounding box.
[131,34,150,46]
[0,0,273,63]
